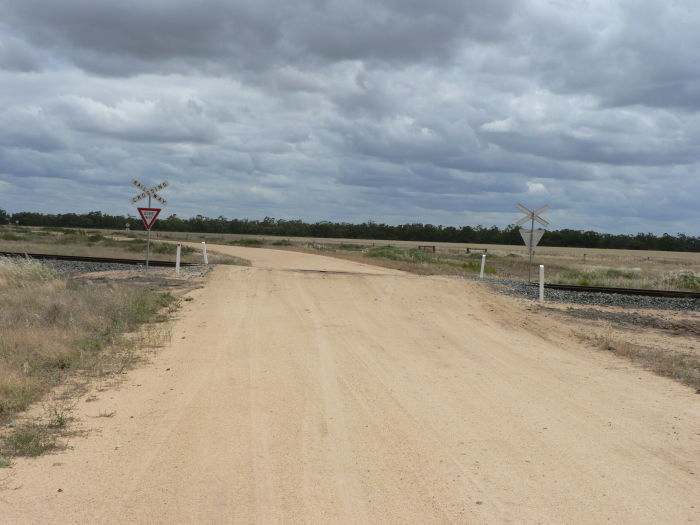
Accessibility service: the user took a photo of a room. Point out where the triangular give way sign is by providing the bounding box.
[137,207,161,230]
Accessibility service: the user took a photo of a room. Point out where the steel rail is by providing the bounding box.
[0,251,197,268]
[541,282,700,299]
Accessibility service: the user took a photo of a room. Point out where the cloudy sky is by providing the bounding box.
[0,0,698,234]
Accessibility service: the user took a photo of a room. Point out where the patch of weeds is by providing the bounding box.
[445,261,497,274]
[229,239,265,247]
[603,269,639,279]
[664,271,700,292]
[595,333,700,390]
[0,384,41,418]
[366,246,435,263]
[310,244,337,252]
[0,232,24,241]
[562,268,640,286]
[43,399,76,429]
[0,423,60,457]
[214,255,251,265]
[338,243,363,251]
[466,252,499,260]
[96,410,116,418]
[151,242,194,255]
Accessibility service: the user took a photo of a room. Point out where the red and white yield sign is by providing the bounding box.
[137,208,161,230]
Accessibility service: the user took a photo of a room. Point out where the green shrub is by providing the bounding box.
[229,239,265,247]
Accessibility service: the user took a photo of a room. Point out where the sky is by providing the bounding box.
[0,0,698,235]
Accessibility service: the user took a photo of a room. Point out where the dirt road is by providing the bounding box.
[2,247,698,524]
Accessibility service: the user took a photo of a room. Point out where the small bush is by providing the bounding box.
[271,239,292,246]
[229,239,265,247]
[338,243,363,251]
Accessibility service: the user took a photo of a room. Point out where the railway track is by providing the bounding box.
[542,282,700,299]
[0,251,197,268]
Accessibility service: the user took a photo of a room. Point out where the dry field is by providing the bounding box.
[0,227,243,266]
[4,226,697,289]
[158,231,700,291]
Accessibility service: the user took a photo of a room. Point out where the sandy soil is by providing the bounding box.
[1,246,698,524]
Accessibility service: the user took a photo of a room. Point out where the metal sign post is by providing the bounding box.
[130,179,170,269]
[515,204,549,282]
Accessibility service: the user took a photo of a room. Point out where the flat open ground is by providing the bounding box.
[2,246,698,524]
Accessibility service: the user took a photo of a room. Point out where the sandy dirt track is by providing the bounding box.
[2,247,698,524]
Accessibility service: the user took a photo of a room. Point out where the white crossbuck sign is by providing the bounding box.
[516,203,549,282]
[515,204,549,250]
[516,204,549,248]
[130,179,170,206]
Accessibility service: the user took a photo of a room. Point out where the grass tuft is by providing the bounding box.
[0,423,60,458]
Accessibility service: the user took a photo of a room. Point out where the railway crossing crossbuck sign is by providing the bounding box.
[130,179,169,206]
[129,179,170,269]
[516,203,549,282]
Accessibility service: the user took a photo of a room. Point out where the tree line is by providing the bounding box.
[2,209,698,252]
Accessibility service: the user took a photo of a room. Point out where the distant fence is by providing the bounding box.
[417,245,436,253]
[466,247,488,254]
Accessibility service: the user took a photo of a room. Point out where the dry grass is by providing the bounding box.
[0,227,248,266]
[289,241,699,291]
[6,227,696,289]
[594,331,700,390]
[0,257,178,464]
[147,229,698,290]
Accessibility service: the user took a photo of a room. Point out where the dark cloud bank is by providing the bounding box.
[0,0,698,234]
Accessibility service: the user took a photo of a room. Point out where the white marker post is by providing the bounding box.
[175,244,181,274]
[480,254,486,279]
[539,265,545,303]
[201,241,208,265]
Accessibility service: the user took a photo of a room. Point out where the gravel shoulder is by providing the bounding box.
[2,246,698,524]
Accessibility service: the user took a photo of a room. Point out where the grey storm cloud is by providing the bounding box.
[0,0,698,234]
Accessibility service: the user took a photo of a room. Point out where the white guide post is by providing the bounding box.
[201,241,208,265]
[175,244,181,274]
[480,254,486,279]
[539,265,545,303]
